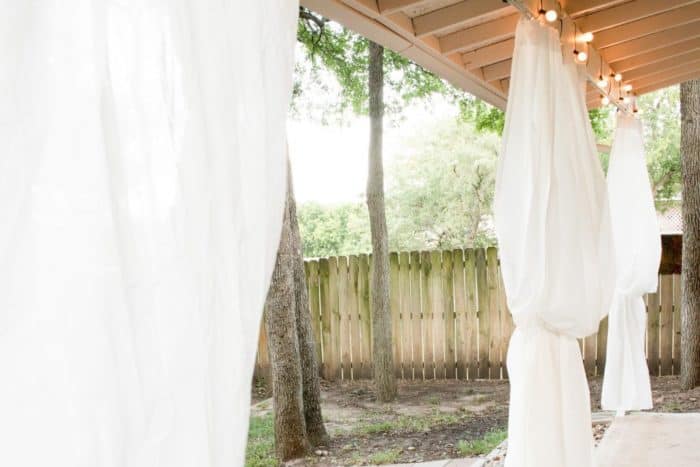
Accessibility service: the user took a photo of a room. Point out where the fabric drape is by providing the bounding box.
[495,18,615,467]
[601,113,660,411]
[0,1,297,466]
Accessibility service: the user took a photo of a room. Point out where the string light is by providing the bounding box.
[614,73,622,82]
[601,96,610,106]
[538,0,558,22]
[597,75,608,88]
[622,84,633,92]
[580,32,594,42]
[573,26,587,63]
[623,96,631,104]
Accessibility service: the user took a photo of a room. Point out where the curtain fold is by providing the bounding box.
[495,18,615,467]
[601,113,660,411]
[0,1,297,466]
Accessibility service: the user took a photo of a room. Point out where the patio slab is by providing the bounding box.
[596,412,700,467]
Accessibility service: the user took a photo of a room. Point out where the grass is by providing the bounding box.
[355,410,460,435]
[246,414,277,467]
[368,449,401,465]
[457,429,507,456]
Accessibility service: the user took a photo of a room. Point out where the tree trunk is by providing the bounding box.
[367,41,397,402]
[681,79,700,390]
[287,161,330,447]
[264,190,308,460]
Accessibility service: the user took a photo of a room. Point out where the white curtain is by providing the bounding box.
[495,18,615,467]
[601,113,660,411]
[0,1,297,466]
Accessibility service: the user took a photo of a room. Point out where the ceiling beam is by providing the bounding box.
[439,14,519,54]
[636,70,700,94]
[377,0,430,15]
[563,0,630,17]
[593,3,700,49]
[631,64,700,89]
[602,21,700,63]
[622,51,700,82]
[482,59,512,81]
[412,0,512,37]
[610,37,700,72]
[462,39,515,69]
[576,0,697,33]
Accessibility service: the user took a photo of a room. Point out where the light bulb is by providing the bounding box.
[580,32,594,43]
[623,96,631,104]
[622,84,632,92]
[576,51,588,62]
[597,76,608,88]
[614,73,622,82]
[601,96,610,106]
[545,9,558,22]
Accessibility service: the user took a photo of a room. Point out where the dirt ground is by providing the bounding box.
[251,376,700,466]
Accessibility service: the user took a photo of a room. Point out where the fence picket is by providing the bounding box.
[410,251,423,380]
[673,274,681,375]
[443,250,456,379]
[453,249,468,379]
[421,251,435,379]
[659,274,674,375]
[476,249,489,379]
[465,249,478,379]
[647,284,660,376]
[306,261,322,364]
[358,254,372,378]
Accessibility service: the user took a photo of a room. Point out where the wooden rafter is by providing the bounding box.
[439,14,519,54]
[593,3,700,49]
[631,64,700,89]
[482,59,512,81]
[576,0,697,33]
[412,0,512,37]
[563,0,629,17]
[611,37,700,72]
[462,39,515,69]
[602,21,700,63]
[622,51,700,82]
[636,71,700,94]
[377,0,431,15]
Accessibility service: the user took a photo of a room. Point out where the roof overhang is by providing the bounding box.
[300,0,700,110]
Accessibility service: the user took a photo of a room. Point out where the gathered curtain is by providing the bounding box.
[601,113,660,411]
[0,1,297,466]
[495,17,615,467]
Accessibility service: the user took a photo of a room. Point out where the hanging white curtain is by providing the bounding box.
[601,113,660,412]
[495,18,615,467]
[0,1,297,466]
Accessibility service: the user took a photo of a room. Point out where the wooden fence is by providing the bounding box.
[255,247,683,382]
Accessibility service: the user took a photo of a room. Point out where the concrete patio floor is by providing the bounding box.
[596,412,700,467]
[386,412,700,467]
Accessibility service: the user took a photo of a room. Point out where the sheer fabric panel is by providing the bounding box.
[0,1,297,466]
[495,18,615,467]
[602,113,660,411]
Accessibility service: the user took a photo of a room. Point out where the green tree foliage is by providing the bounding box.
[386,119,499,250]
[637,86,681,203]
[296,7,447,120]
[297,202,370,258]
[297,119,499,257]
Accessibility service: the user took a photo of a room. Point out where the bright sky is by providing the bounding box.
[287,96,458,205]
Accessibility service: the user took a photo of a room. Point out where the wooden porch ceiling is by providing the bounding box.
[300,0,700,110]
